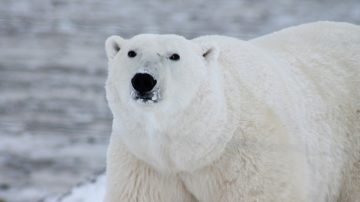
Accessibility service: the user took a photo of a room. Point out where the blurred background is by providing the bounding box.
[0,0,359,201]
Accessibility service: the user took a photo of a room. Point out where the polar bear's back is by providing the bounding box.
[252,22,360,144]
[252,21,360,103]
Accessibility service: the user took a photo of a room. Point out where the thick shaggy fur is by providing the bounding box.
[104,22,360,202]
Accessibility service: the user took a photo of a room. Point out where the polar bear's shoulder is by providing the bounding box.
[251,21,360,48]
[261,21,359,37]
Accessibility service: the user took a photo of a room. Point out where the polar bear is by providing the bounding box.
[104,21,360,202]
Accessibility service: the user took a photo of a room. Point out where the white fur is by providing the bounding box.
[104,22,360,202]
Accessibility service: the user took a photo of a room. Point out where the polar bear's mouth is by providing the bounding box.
[131,88,161,104]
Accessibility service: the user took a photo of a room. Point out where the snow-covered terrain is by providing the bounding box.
[0,0,359,202]
[44,174,105,202]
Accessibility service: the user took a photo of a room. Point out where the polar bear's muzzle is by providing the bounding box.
[131,73,160,103]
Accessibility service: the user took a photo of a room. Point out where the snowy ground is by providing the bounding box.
[44,174,105,202]
[0,0,359,202]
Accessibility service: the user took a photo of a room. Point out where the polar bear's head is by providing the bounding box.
[105,34,228,172]
[105,34,218,114]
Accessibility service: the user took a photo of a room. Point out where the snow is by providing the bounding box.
[0,0,359,202]
[44,174,105,202]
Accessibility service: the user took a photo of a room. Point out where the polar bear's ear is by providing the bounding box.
[202,46,218,62]
[199,44,219,64]
[105,35,125,60]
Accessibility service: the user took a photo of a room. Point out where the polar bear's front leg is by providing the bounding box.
[104,135,195,202]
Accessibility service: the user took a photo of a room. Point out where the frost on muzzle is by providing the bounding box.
[130,72,160,103]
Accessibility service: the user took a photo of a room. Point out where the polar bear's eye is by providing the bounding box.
[128,50,137,58]
[169,53,180,61]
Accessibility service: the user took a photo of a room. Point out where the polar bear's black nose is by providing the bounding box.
[131,73,157,94]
